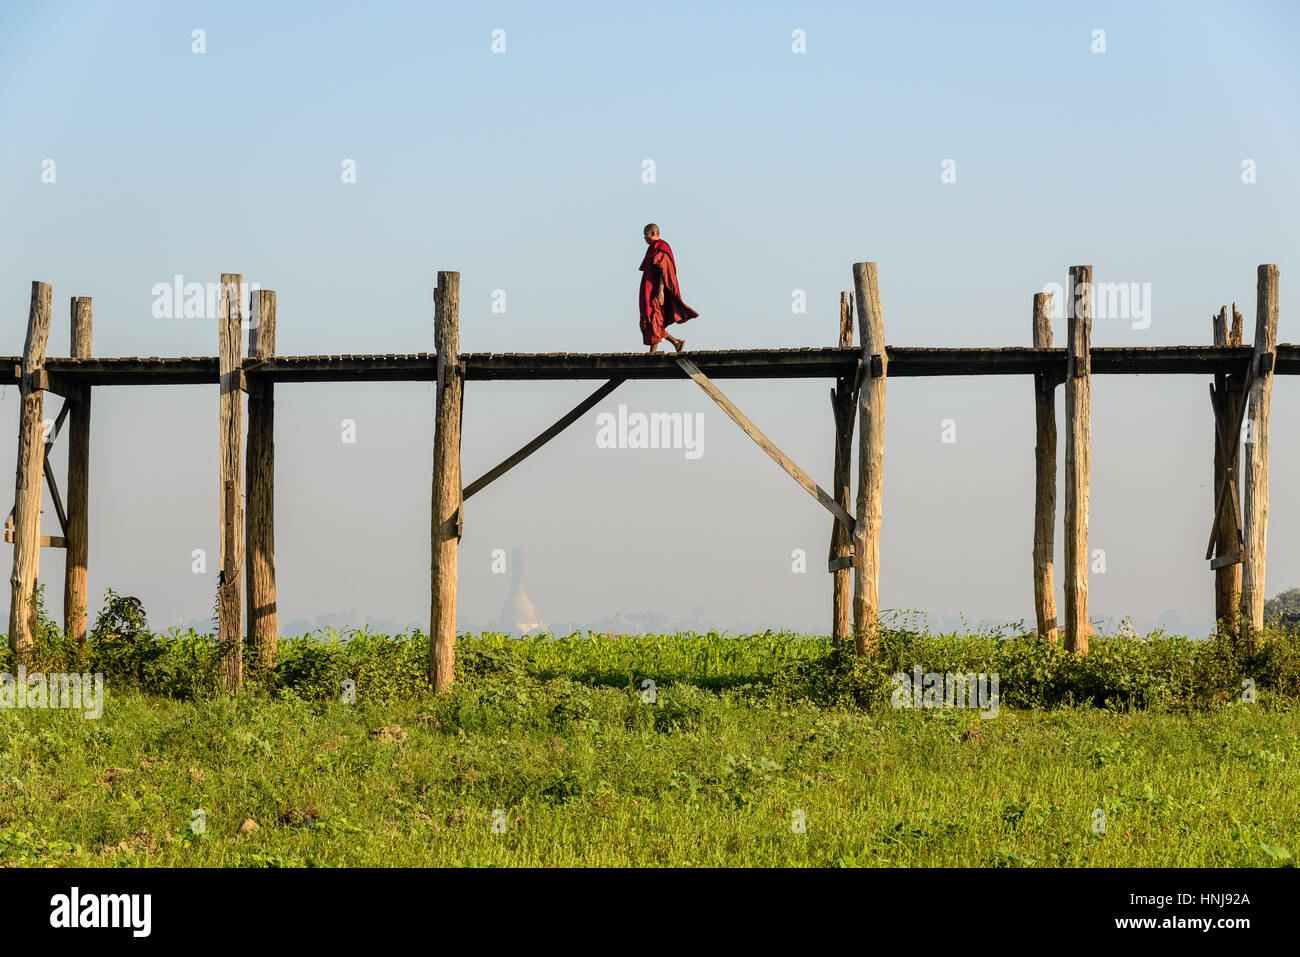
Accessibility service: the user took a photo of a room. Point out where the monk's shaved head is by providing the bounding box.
[643,223,659,237]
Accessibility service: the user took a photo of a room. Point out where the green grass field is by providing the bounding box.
[2,625,1298,867]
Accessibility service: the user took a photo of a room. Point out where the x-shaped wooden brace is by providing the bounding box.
[5,397,72,547]
[1205,365,1253,564]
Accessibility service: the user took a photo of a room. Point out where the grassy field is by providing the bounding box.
[2,625,1299,867]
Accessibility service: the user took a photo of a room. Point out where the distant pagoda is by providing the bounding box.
[498,548,544,634]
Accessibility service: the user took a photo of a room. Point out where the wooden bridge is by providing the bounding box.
[5,263,1284,690]
[6,344,1297,386]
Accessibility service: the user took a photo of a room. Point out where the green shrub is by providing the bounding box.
[770,624,1300,711]
[3,591,1299,712]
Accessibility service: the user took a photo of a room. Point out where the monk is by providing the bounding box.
[638,223,698,352]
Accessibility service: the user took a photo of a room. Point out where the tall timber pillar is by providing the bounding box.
[852,263,887,655]
[430,271,463,690]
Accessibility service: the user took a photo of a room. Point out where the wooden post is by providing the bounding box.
[430,271,462,691]
[1063,265,1093,654]
[217,274,244,691]
[246,289,277,670]
[8,282,53,665]
[852,263,886,655]
[1031,292,1058,641]
[1242,264,1279,642]
[65,296,92,650]
[829,291,855,649]
[1211,306,1243,632]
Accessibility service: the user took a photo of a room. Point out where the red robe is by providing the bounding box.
[639,239,698,345]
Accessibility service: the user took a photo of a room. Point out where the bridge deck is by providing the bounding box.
[5,345,1297,387]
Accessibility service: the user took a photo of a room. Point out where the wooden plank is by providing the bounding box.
[5,530,67,549]
[852,262,887,655]
[1064,266,1092,654]
[676,356,855,531]
[246,289,278,669]
[1032,291,1058,641]
[217,273,244,691]
[1210,550,1243,571]
[1242,264,1279,642]
[463,378,625,501]
[464,346,1288,380]
[430,271,462,692]
[7,344,1300,387]
[8,281,53,665]
[829,291,856,649]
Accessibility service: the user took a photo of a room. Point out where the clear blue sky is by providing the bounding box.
[1,0,1297,635]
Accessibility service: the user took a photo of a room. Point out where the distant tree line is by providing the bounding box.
[1265,588,1300,626]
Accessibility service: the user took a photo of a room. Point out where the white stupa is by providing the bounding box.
[498,548,544,634]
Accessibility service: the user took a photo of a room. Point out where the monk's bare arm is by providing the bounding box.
[653,252,673,303]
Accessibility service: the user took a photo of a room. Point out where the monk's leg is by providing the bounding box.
[665,333,685,352]
[641,314,663,352]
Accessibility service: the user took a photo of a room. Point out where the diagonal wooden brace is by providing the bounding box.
[677,356,856,533]
[463,378,625,501]
[1205,369,1254,560]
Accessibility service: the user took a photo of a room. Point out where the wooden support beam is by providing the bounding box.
[676,356,855,531]
[1210,300,1245,643]
[246,289,277,670]
[8,282,53,665]
[41,454,68,536]
[47,399,71,446]
[40,398,72,538]
[217,274,244,691]
[1064,266,1092,654]
[1206,306,1237,629]
[1210,550,1243,571]
[1032,291,1058,641]
[463,378,625,501]
[1242,265,1279,643]
[1208,383,1245,546]
[430,271,462,692]
[5,532,66,552]
[852,262,887,655]
[5,510,65,549]
[829,291,856,650]
[1205,361,1254,561]
[1220,306,1246,637]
